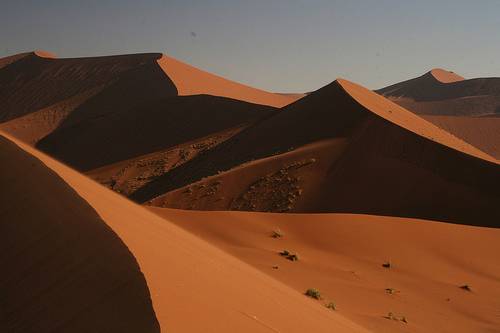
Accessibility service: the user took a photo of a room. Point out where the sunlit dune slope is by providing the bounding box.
[157,54,303,107]
[423,115,500,159]
[151,207,500,333]
[0,131,369,333]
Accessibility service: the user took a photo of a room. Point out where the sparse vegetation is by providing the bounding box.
[305,288,321,300]
[279,250,290,256]
[325,301,336,310]
[271,228,283,238]
[279,250,299,261]
[385,288,400,295]
[459,284,472,292]
[385,312,407,323]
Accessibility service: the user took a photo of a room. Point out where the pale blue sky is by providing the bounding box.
[1,0,499,92]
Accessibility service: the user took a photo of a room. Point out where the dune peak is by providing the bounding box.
[337,78,497,164]
[429,68,464,83]
[33,50,57,58]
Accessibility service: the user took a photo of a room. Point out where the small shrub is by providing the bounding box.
[271,228,283,238]
[384,312,407,324]
[272,265,279,269]
[459,284,472,292]
[305,288,322,300]
[279,250,290,256]
[279,250,299,261]
[385,288,400,295]
[382,261,391,268]
[325,301,336,310]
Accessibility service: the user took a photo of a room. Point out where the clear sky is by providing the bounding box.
[1,0,499,92]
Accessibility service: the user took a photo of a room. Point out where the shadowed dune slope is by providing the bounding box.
[0,52,176,123]
[0,135,159,333]
[1,132,370,333]
[86,126,244,197]
[133,79,499,226]
[150,207,500,333]
[37,94,275,171]
[0,52,279,172]
[130,79,373,201]
[376,69,500,116]
[0,52,33,70]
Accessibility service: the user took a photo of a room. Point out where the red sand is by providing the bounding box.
[135,79,499,226]
[157,55,303,107]
[151,207,500,333]
[1,130,368,332]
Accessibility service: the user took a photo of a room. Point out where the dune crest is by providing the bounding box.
[1,130,369,333]
[157,54,302,107]
[33,50,56,58]
[337,78,497,163]
[429,68,464,83]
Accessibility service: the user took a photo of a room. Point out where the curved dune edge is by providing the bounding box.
[157,54,302,107]
[0,131,369,333]
[337,79,498,164]
[429,68,464,83]
[33,50,57,58]
[0,135,160,332]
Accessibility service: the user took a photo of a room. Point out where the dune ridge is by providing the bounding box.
[0,130,369,333]
[0,134,159,333]
[157,54,302,107]
[429,68,464,83]
[377,68,500,116]
[337,79,496,163]
[131,78,499,226]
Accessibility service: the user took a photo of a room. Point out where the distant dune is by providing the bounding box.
[157,55,302,107]
[1,51,498,226]
[422,115,500,159]
[135,79,499,226]
[376,68,500,116]
[0,51,286,172]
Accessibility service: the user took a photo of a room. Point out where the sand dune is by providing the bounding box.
[134,79,499,226]
[377,69,500,116]
[1,48,499,333]
[428,68,464,83]
[0,135,159,333]
[87,126,244,196]
[157,55,302,107]
[423,115,500,159]
[0,51,282,171]
[151,207,500,333]
[0,131,369,333]
[37,94,275,170]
